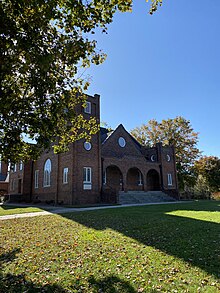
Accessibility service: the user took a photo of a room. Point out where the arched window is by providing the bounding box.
[44,159,51,187]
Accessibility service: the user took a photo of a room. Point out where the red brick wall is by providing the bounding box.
[7,93,178,204]
[0,182,8,194]
[8,163,24,195]
[156,144,178,193]
[30,93,101,205]
[101,125,163,192]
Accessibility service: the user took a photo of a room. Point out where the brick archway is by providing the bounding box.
[147,169,160,191]
[126,167,143,191]
[104,165,123,192]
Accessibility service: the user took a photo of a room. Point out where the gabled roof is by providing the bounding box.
[101,124,142,148]
[100,127,113,144]
[101,124,145,159]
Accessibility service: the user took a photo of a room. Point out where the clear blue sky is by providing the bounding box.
[85,0,220,157]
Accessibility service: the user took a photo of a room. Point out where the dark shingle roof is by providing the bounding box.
[100,127,113,144]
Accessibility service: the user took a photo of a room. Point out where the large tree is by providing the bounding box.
[131,117,200,190]
[0,0,162,163]
[194,156,220,193]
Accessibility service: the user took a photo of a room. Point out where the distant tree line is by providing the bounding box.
[131,117,220,199]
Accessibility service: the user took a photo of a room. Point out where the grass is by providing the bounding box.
[0,205,47,216]
[0,201,220,292]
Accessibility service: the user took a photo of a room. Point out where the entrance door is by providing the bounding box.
[147,169,160,191]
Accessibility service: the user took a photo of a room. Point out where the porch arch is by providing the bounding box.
[147,169,160,191]
[126,167,144,191]
[104,165,123,192]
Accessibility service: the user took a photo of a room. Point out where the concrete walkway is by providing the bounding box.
[0,201,189,221]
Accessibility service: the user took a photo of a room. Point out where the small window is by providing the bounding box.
[168,173,173,186]
[84,101,91,114]
[166,154,171,162]
[84,142,92,151]
[151,155,156,162]
[44,159,51,187]
[83,167,92,183]
[14,164,17,172]
[118,137,126,148]
[63,167,68,184]
[19,161,23,171]
[10,163,15,172]
[35,170,39,189]
[83,167,92,190]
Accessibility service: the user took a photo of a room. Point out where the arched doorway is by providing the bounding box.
[104,165,123,192]
[126,168,143,191]
[147,169,160,191]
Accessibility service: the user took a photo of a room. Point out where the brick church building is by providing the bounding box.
[8,94,179,205]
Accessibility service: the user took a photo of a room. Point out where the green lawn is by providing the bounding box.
[0,205,47,216]
[0,201,219,292]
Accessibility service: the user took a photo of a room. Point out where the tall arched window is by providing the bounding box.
[44,159,51,187]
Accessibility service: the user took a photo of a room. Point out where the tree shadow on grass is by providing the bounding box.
[62,201,220,279]
[0,249,136,293]
[0,249,67,293]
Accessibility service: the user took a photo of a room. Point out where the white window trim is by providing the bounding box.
[19,161,23,171]
[83,167,92,190]
[63,167,68,184]
[84,101,91,114]
[14,164,17,172]
[83,167,92,183]
[44,171,51,187]
[84,141,92,151]
[168,173,173,186]
[43,159,51,187]
[151,155,156,162]
[35,170,39,189]
[118,137,126,148]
